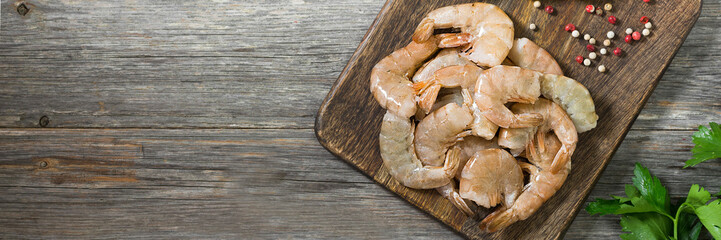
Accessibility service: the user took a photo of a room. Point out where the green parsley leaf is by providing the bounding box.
[685,184,711,208]
[684,122,721,168]
[619,212,673,240]
[632,163,671,216]
[694,199,721,239]
[587,198,622,215]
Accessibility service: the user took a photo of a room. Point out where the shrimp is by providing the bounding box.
[459,149,524,209]
[379,111,459,189]
[474,65,544,129]
[413,49,475,113]
[455,135,499,179]
[507,38,563,75]
[412,3,514,68]
[540,74,599,133]
[370,35,470,118]
[414,89,474,167]
[480,132,571,232]
[414,65,499,140]
[498,99,577,173]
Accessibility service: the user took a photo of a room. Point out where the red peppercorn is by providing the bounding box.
[625,35,633,43]
[585,5,594,13]
[545,6,554,14]
[614,48,623,56]
[608,16,617,24]
[575,56,584,64]
[640,16,650,24]
[586,44,596,52]
[565,24,576,32]
[643,0,651,3]
[632,31,642,40]
[595,7,604,15]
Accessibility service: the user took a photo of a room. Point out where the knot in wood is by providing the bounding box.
[39,116,49,127]
[16,3,29,16]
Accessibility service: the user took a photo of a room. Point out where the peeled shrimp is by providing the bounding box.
[413,2,514,68]
[480,132,571,232]
[414,89,474,167]
[508,38,563,75]
[413,49,474,83]
[413,49,475,113]
[497,99,578,173]
[379,111,459,189]
[540,74,598,133]
[474,65,544,129]
[414,65,499,140]
[455,136,498,179]
[459,149,523,208]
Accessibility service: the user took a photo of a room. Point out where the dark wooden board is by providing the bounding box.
[315,0,702,239]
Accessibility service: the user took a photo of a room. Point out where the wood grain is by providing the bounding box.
[315,0,702,239]
[0,0,719,239]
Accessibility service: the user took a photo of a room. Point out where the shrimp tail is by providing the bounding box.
[480,208,517,233]
[438,33,473,48]
[443,146,461,178]
[510,113,544,128]
[436,183,474,216]
[549,145,571,173]
[412,18,435,42]
[418,83,441,114]
[412,80,432,93]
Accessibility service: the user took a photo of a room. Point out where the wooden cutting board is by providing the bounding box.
[314,0,701,239]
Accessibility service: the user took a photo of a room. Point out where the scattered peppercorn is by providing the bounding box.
[586,44,596,52]
[607,31,615,39]
[640,16,650,24]
[598,65,606,73]
[626,28,633,34]
[600,48,608,55]
[603,39,611,46]
[608,16,617,24]
[585,5,595,13]
[584,34,591,40]
[529,23,537,30]
[589,52,598,60]
[614,47,623,56]
[642,28,651,36]
[533,1,541,8]
[565,23,576,32]
[632,31,641,40]
[589,38,597,45]
[624,35,633,43]
[572,30,580,38]
[645,22,653,29]
[545,6,554,14]
[604,3,613,11]
[595,7,604,15]
[583,58,591,66]
[576,56,584,64]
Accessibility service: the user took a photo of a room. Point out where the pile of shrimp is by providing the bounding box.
[370,3,599,232]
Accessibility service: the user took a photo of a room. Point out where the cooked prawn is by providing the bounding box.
[459,149,523,209]
[508,38,563,75]
[413,49,474,113]
[379,111,459,189]
[414,65,499,140]
[413,2,514,68]
[480,132,570,232]
[497,99,578,173]
[414,89,474,167]
[474,65,544,128]
[370,35,470,118]
[540,74,599,133]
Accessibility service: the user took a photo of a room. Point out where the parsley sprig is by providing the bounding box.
[685,122,721,168]
[587,164,721,240]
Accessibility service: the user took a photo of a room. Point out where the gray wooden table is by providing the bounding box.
[1,0,719,239]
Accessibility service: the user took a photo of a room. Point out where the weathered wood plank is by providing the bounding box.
[0,0,719,130]
[0,128,718,239]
